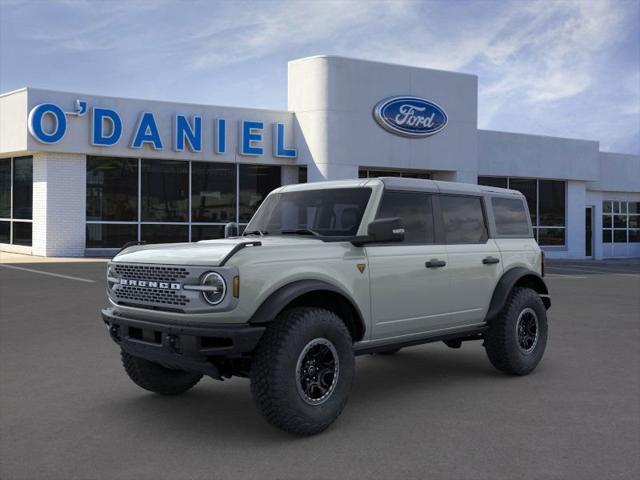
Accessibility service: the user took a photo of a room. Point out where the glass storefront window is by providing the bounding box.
[238,164,281,223]
[191,224,225,242]
[538,180,565,226]
[0,157,33,246]
[613,230,627,243]
[85,157,284,248]
[191,162,235,222]
[603,200,640,246]
[0,159,10,218]
[86,224,138,248]
[141,160,189,222]
[0,220,9,243]
[538,228,565,246]
[359,168,432,179]
[477,176,508,189]
[86,157,138,221]
[508,178,537,225]
[613,215,627,228]
[298,166,307,184]
[141,224,189,244]
[12,222,32,246]
[480,177,566,246]
[12,156,32,219]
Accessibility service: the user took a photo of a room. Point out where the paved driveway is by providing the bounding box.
[0,258,638,479]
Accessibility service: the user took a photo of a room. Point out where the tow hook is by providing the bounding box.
[166,334,180,353]
[109,324,121,342]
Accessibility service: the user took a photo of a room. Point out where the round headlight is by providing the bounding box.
[201,272,226,305]
[107,265,116,290]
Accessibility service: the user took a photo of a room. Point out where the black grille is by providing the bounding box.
[115,285,189,307]
[113,264,189,282]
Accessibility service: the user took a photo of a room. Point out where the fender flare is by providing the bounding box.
[248,279,366,339]
[485,267,550,322]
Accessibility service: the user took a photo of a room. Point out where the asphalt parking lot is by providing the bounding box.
[1,257,639,480]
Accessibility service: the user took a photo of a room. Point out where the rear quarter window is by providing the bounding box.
[492,197,531,236]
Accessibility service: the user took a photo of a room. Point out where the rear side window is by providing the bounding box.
[376,191,434,243]
[440,195,488,244]
[492,197,531,236]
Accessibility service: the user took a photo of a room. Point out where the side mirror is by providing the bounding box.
[224,222,239,238]
[365,217,405,243]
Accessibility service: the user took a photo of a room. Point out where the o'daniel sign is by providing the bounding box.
[27,100,298,158]
[373,96,447,138]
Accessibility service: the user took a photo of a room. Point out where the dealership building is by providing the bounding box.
[1,55,638,259]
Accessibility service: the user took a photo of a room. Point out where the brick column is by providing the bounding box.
[32,152,86,257]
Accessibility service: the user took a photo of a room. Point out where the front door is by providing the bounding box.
[585,207,593,257]
[366,191,451,340]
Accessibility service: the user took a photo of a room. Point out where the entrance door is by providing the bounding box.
[585,207,593,257]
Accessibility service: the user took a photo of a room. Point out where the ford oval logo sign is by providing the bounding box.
[373,96,447,138]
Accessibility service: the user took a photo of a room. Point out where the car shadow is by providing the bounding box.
[100,344,511,443]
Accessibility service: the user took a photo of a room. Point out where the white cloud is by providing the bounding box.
[1,0,638,153]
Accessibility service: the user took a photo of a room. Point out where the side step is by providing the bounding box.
[354,325,487,356]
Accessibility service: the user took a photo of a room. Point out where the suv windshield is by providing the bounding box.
[244,187,372,237]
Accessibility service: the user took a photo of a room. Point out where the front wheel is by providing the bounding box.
[484,287,548,375]
[250,307,355,435]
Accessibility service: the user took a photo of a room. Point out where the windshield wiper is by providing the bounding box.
[280,228,321,237]
[243,229,268,236]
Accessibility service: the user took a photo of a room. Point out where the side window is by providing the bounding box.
[440,195,488,244]
[492,197,530,236]
[376,191,434,243]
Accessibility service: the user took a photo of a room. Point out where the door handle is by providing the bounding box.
[482,256,500,265]
[425,259,447,268]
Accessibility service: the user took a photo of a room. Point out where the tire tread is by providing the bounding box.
[250,307,353,435]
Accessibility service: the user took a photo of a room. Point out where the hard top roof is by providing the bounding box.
[279,177,522,197]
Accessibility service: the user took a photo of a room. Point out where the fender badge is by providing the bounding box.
[356,263,366,274]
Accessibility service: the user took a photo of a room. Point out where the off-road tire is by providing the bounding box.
[484,287,548,375]
[121,351,202,395]
[250,307,355,435]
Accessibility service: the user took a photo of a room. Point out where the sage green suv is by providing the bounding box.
[102,177,550,435]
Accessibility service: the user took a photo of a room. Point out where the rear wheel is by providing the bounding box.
[484,287,548,375]
[250,307,355,435]
[121,351,202,395]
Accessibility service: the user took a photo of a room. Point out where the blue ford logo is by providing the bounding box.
[373,96,447,138]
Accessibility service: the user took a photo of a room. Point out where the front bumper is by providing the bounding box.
[102,308,265,378]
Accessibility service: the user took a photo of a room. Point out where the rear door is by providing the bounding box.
[439,194,502,326]
[366,190,451,340]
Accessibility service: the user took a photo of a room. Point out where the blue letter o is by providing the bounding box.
[28,103,67,144]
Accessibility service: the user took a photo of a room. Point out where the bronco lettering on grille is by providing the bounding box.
[119,279,181,290]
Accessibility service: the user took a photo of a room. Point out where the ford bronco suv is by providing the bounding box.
[102,178,550,435]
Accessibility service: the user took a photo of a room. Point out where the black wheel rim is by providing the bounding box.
[295,338,339,405]
[516,307,539,354]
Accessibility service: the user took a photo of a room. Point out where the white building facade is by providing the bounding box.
[1,56,638,258]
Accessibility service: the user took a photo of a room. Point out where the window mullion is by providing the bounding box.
[137,158,142,242]
[236,163,240,224]
[188,161,192,242]
[9,157,13,244]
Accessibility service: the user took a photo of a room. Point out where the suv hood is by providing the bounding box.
[112,236,323,266]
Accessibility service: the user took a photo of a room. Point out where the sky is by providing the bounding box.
[1,0,639,154]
